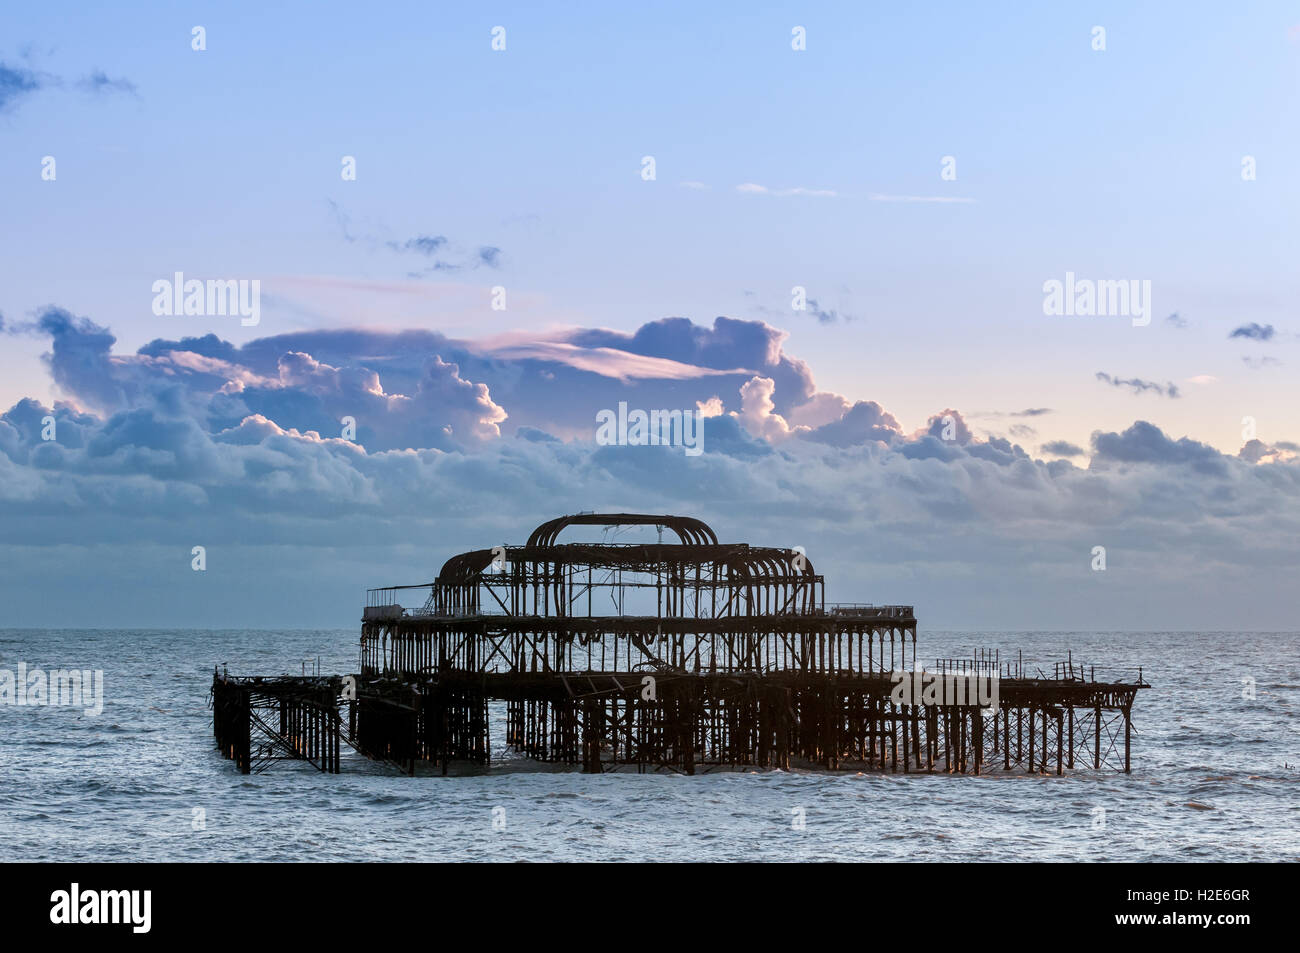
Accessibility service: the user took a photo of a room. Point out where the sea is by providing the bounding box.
[1,628,1295,862]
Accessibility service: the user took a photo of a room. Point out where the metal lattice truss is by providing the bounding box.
[362,513,917,678]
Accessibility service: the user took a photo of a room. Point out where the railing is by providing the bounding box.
[363,601,510,621]
[1045,652,1146,685]
[1054,659,1086,681]
[929,652,1143,684]
[935,658,1000,676]
[366,585,433,609]
[951,647,1144,686]
[827,603,915,619]
[1052,662,1146,686]
[929,651,1139,683]
[365,588,900,622]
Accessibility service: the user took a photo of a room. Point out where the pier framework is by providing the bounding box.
[212,513,1145,776]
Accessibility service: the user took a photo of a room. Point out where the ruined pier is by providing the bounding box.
[212,513,1146,776]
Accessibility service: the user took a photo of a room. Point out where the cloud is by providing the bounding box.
[0,60,136,112]
[479,337,751,383]
[736,183,837,197]
[36,307,132,415]
[804,298,853,325]
[0,61,43,112]
[250,349,508,449]
[971,407,1053,419]
[1229,322,1275,341]
[4,311,1299,629]
[1095,372,1180,398]
[515,425,558,443]
[328,201,502,274]
[867,193,976,204]
[785,392,850,429]
[76,70,137,97]
[38,310,842,448]
[22,307,507,451]
[1091,421,1223,473]
[733,376,803,441]
[559,316,818,418]
[386,235,447,255]
[1239,439,1297,465]
[918,409,974,445]
[1034,439,1086,457]
[1041,440,1085,457]
[328,200,362,244]
[801,400,903,447]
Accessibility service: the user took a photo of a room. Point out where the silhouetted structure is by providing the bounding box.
[213,513,1146,775]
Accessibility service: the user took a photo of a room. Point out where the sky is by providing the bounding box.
[1,1,1298,630]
